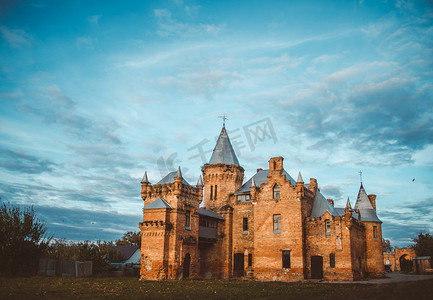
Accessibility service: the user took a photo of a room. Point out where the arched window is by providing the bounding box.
[210,185,213,200]
[273,184,280,200]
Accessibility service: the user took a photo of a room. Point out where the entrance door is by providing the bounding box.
[183,254,191,278]
[311,256,323,279]
[233,253,244,277]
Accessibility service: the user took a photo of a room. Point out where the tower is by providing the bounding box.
[202,125,244,210]
[354,183,385,278]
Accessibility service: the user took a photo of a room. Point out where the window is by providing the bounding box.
[243,217,248,234]
[273,214,281,233]
[248,254,252,267]
[373,226,377,241]
[185,210,191,229]
[273,184,280,200]
[325,220,331,236]
[282,250,291,268]
[210,185,213,200]
[237,194,251,202]
[214,185,218,200]
[330,253,335,268]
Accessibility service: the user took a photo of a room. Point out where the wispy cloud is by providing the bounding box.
[153,8,224,37]
[87,15,101,26]
[0,148,56,174]
[0,26,32,48]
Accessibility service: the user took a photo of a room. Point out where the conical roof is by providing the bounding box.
[354,184,381,222]
[208,125,240,165]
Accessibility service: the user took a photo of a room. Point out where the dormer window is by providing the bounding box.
[237,194,251,202]
[273,184,280,200]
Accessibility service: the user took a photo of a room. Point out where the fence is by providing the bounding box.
[38,258,92,277]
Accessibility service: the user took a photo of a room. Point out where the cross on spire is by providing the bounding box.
[218,114,228,126]
[359,170,363,184]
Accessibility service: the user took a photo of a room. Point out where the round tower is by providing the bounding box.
[202,125,244,210]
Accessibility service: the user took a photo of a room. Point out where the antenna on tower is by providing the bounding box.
[218,114,228,126]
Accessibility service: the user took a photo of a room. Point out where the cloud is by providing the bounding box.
[157,69,242,99]
[0,148,56,174]
[76,36,97,49]
[19,85,122,145]
[0,26,32,48]
[87,15,101,26]
[153,8,223,37]
[320,185,344,202]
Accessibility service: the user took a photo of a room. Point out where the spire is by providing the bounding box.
[354,184,381,222]
[297,171,303,183]
[175,166,182,179]
[251,177,256,187]
[141,171,149,183]
[197,175,203,186]
[208,126,240,165]
[345,197,352,210]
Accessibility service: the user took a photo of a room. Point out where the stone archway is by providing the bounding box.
[399,254,413,273]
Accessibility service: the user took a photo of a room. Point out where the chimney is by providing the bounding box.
[327,199,334,206]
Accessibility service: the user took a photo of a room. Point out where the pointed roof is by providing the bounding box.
[175,166,182,178]
[310,190,340,217]
[297,171,303,183]
[197,175,204,186]
[354,184,381,222]
[208,125,240,165]
[235,169,296,194]
[156,171,190,185]
[251,177,256,187]
[345,197,352,210]
[141,171,149,183]
[143,197,173,210]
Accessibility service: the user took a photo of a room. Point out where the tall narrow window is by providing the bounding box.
[325,220,331,236]
[330,253,335,268]
[185,210,191,229]
[273,214,281,233]
[282,250,291,268]
[210,185,213,200]
[214,185,218,200]
[273,184,280,200]
[248,254,252,267]
[243,217,248,234]
[373,226,377,241]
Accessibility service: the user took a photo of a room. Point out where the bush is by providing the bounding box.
[0,202,51,276]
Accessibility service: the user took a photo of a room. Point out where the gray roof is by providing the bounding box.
[310,191,343,217]
[111,245,140,261]
[354,184,381,222]
[235,169,296,194]
[199,208,225,220]
[209,126,240,165]
[143,197,173,210]
[156,171,190,185]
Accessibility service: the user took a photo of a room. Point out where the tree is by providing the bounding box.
[0,202,51,276]
[382,239,393,252]
[116,231,141,246]
[413,233,433,263]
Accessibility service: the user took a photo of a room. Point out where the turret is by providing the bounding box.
[202,125,244,210]
[345,197,353,228]
[250,177,257,201]
[141,171,149,200]
[197,175,204,204]
[174,166,183,197]
[296,171,304,194]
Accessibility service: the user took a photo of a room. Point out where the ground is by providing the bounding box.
[1,273,432,299]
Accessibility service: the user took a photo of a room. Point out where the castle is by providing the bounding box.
[138,125,385,281]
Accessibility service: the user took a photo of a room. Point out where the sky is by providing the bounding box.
[0,0,432,247]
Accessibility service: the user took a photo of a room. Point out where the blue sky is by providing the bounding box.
[0,0,432,247]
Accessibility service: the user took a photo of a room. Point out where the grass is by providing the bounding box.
[1,276,433,299]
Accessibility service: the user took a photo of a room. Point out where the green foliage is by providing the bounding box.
[413,233,433,263]
[116,231,141,246]
[0,202,51,276]
[382,239,393,252]
[45,240,125,274]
